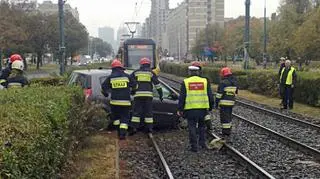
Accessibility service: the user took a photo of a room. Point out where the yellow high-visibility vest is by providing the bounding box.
[184,76,209,110]
[280,67,295,85]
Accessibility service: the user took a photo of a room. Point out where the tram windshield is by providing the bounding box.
[127,45,154,69]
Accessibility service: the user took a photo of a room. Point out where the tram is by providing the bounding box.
[117,38,160,75]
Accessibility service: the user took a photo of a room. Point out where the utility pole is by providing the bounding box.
[263,0,267,69]
[178,29,181,62]
[244,0,250,70]
[58,0,66,75]
[125,22,140,38]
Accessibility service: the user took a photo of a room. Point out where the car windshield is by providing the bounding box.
[153,83,171,99]
[127,45,153,69]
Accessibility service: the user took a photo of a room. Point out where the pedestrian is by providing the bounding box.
[278,57,286,106]
[280,60,296,110]
[0,54,24,88]
[101,59,137,140]
[5,60,29,88]
[130,57,163,134]
[177,62,214,152]
[215,67,238,139]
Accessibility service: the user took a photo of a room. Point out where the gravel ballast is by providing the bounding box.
[234,105,320,151]
[211,113,320,178]
[155,130,253,179]
[120,133,165,179]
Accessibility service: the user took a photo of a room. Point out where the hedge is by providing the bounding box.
[160,62,320,107]
[0,86,87,178]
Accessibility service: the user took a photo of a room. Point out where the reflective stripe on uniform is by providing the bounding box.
[134,91,153,97]
[119,123,128,129]
[110,100,131,106]
[184,76,209,110]
[131,116,140,123]
[135,71,152,82]
[144,117,154,124]
[219,100,235,106]
[216,93,223,99]
[113,120,120,126]
[0,79,6,84]
[7,83,22,88]
[224,87,237,93]
[154,83,161,89]
[110,77,129,89]
[222,123,232,129]
[205,114,211,121]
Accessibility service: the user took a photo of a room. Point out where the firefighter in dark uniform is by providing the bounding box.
[215,67,238,138]
[280,60,296,110]
[101,59,137,140]
[0,54,24,88]
[130,57,163,134]
[4,60,29,88]
[177,64,214,152]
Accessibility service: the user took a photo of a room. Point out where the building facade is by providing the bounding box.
[166,2,187,58]
[98,26,115,48]
[158,0,225,57]
[149,0,169,47]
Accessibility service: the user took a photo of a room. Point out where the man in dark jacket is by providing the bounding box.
[101,59,137,140]
[130,57,163,134]
[280,60,297,110]
[215,67,238,138]
[177,63,214,152]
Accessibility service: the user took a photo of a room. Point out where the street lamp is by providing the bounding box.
[58,0,66,75]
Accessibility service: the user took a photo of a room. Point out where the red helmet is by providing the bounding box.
[140,57,151,65]
[9,54,23,63]
[111,59,123,68]
[191,61,202,68]
[220,67,232,77]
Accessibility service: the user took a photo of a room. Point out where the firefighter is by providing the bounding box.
[101,59,137,140]
[5,60,29,88]
[177,64,214,152]
[0,54,24,88]
[215,67,238,138]
[130,57,163,134]
[280,60,296,110]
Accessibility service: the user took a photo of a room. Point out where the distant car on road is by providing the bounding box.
[67,69,180,128]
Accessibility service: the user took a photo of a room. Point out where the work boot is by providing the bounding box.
[119,135,126,140]
[128,128,137,136]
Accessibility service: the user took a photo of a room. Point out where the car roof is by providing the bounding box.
[72,69,134,75]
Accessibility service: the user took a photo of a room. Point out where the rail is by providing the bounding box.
[233,114,320,161]
[208,132,275,179]
[148,133,174,179]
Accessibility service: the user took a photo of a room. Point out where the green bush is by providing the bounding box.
[160,62,320,107]
[0,86,89,178]
[29,77,66,86]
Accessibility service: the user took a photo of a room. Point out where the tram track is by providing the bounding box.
[159,74,320,178]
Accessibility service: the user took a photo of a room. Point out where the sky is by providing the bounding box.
[38,0,281,37]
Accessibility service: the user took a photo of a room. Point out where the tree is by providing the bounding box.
[191,24,224,61]
[221,16,264,63]
[89,38,113,58]
[24,13,58,69]
[292,8,320,65]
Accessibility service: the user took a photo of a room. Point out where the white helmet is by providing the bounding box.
[11,60,24,71]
